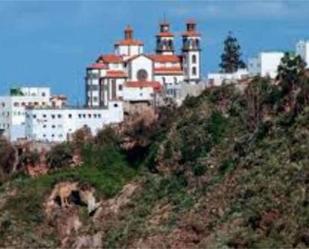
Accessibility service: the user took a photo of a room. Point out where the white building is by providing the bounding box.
[25,101,123,142]
[296,40,309,67]
[0,87,51,141]
[207,69,249,87]
[248,52,284,79]
[85,20,203,108]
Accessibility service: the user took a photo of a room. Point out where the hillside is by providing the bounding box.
[0,74,308,248]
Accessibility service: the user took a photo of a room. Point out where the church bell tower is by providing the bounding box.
[156,21,174,55]
[182,19,201,84]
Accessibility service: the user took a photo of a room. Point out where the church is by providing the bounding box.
[85,20,202,107]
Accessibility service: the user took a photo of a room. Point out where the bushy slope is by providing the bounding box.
[103,78,309,248]
[0,76,308,248]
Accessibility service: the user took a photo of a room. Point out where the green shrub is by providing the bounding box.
[46,143,73,169]
[192,163,207,176]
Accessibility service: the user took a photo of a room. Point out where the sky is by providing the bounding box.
[0,0,309,104]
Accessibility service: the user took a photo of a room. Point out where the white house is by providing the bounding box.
[0,87,51,141]
[296,40,309,67]
[248,52,284,79]
[207,69,249,87]
[25,101,123,142]
[85,20,203,108]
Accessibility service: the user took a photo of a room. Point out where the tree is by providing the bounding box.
[219,32,246,73]
[71,126,93,151]
[277,52,306,92]
[46,143,73,169]
[0,136,17,180]
[276,53,308,114]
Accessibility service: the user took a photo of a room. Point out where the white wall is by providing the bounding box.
[183,50,201,84]
[248,52,284,79]
[296,40,309,68]
[123,87,154,102]
[115,45,143,57]
[0,88,52,141]
[25,101,123,142]
[128,55,153,81]
[154,75,183,85]
[207,69,249,87]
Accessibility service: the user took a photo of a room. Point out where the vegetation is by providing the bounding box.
[46,142,74,169]
[0,61,308,248]
[0,136,16,182]
[219,32,246,73]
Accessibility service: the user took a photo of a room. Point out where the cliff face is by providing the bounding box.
[0,77,308,248]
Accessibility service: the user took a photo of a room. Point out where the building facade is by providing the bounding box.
[207,69,249,87]
[85,20,202,108]
[0,87,124,142]
[0,87,51,141]
[296,40,309,67]
[25,101,123,142]
[248,52,284,79]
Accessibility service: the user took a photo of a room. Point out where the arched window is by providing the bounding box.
[196,39,200,49]
[192,54,197,63]
[162,77,166,84]
[192,66,197,76]
[168,40,173,50]
[174,77,178,84]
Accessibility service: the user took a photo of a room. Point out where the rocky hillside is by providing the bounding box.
[0,72,308,248]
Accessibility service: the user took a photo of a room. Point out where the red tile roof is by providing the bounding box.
[106,70,127,78]
[126,81,162,91]
[115,39,143,46]
[87,63,108,69]
[156,32,174,37]
[96,54,123,64]
[182,31,201,37]
[148,54,181,63]
[123,54,152,62]
[154,66,183,75]
[186,19,196,24]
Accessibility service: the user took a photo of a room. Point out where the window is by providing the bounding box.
[57,114,62,118]
[94,114,97,118]
[98,114,101,118]
[137,69,148,81]
[52,125,56,128]
[42,92,46,97]
[88,114,92,118]
[43,125,47,128]
[51,114,55,119]
[114,103,118,108]
[192,66,197,76]
[13,102,19,107]
[192,54,197,63]
[174,77,178,84]
[78,114,82,118]
[118,84,123,91]
[68,114,72,118]
[83,114,86,118]
[33,114,36,118]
